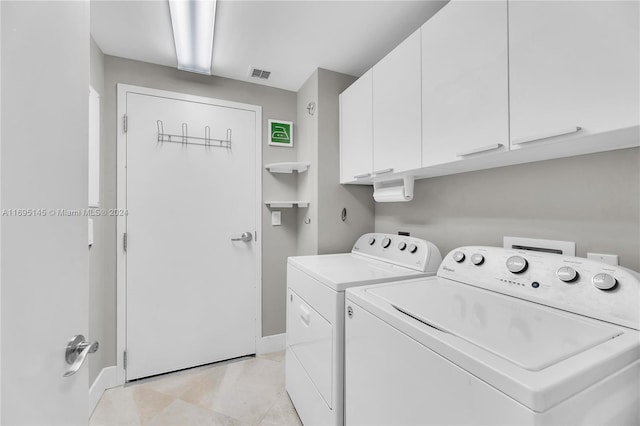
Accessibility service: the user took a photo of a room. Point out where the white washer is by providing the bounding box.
[286,233,442,426]
[345,246,640,425]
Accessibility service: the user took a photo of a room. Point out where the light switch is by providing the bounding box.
[271,211,282,226]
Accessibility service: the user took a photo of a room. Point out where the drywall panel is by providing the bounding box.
[296,71,319,256]
[317,69,374,254]
[376,148,640,271]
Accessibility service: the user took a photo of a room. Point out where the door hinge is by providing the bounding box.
[123,114,128,133]
[123,232,128,252]
[123,351,127,370]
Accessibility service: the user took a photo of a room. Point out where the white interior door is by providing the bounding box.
[125,90,259,380]
[1,1,91,424]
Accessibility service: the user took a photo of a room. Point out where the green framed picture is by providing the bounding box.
[268,119,293,147]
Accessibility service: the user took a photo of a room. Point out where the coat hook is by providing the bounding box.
[205,126,211,147]
[304,217,311,225]
[181,123,188,145]
[157,120,164,143]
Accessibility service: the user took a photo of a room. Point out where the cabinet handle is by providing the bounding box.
[512,126,582,146]
[456,144,504,157]
[373,168,394,175]
[353,172,372,179]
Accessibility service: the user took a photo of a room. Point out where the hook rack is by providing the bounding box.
[157,120,232,149]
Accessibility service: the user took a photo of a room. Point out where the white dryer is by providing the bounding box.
[286,233,442,426]
[345,246,640,425]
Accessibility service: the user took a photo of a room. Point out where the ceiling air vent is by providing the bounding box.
[249,67,271,80]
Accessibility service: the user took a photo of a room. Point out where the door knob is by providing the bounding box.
[231,232,253,242]
[63,334,99,377]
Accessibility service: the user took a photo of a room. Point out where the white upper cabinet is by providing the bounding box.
[509,0,639,148]
[373,29,422,176]
[421,0,509,167]
[339,0,638,186]
[340,69,373,184]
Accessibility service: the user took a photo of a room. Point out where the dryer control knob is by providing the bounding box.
[593,273,617,290]
[557,266,578,282]
[408,244,418,254]
[506,256,528,274]
[453,251,465,263]
[368,237,376,245]
[471,253,485,265]
[398,242,407,251]
[382,237,391,248]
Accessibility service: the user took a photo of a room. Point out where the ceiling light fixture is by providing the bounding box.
[168,0,217,75]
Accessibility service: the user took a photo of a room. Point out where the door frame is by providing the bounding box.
[115,84,262,384]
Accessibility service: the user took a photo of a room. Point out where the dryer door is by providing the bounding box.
[287,289,333,407]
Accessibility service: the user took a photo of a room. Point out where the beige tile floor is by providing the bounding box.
[90,351,302,426]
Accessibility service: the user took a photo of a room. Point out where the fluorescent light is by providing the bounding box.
[168,0,217,75]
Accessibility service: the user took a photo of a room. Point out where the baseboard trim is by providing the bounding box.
[257,333,286,355]
[89,366,119,415]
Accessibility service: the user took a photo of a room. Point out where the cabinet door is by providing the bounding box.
[373,29,422,175]
[340,70,373,183]
[509,1,639,148]
[422,0,509,167]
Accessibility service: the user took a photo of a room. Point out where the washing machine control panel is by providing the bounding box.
[438,246,640,330]
[352,233,442,273]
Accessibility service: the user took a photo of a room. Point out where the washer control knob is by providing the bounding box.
[408,244,418,254]
[593,273,617,290]
[368,237,376,245]
[453,251,465,263]
[470,253,485,266]
[557,266,578,282]
[382,237,391,248]
[398,242,407,251]
[506,256,528,274]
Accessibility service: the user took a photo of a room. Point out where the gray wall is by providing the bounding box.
[89,37,109,384]
[376,147,640,271]
[296,71,319,256]
[316,69,374,254]
[93,56,298,374]
[296,69,375,256]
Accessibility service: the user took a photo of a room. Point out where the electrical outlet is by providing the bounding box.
[587,252,619,266]
[271,211,282,226]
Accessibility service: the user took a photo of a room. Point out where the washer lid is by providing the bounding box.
[288,254,429,291]
[370,279,622,371]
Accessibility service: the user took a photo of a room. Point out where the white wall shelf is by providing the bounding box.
[265,201,310,208]
[264,162,310,174]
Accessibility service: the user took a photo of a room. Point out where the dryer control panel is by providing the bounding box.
[351,233,442,273]
[438,246,640,330]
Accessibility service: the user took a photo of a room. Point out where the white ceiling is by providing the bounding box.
[91,0,447,92]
